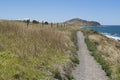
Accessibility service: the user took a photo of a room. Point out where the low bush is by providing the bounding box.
[65,74,73,80]
[71,55,79,64]
[85,38,96,52]
[53,70,62,80]
[44,21,49,25]
[32,20,39,24]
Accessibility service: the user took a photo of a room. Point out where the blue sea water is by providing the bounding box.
[83,25,120,40]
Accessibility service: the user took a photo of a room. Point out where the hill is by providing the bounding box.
[64,18,101,26]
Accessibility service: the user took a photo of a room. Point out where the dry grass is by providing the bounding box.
[0,20,80,80]
[81,28,120,80]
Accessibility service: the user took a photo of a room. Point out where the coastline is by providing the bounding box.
[101,33,120,41]
[82,25,120,41]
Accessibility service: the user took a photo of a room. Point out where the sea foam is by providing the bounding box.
[101,33,120,41]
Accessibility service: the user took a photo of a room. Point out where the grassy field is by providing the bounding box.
[81,28,120,80]
[0,20,80,80]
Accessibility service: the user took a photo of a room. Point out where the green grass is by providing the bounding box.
[0,20,80,80]
[65,74,74,80]
[53,70,62,79]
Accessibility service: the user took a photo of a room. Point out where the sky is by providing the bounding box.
[0,0,120,25]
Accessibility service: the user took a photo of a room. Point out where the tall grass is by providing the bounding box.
[0,20,80,80]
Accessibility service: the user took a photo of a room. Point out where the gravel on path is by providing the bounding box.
[72,31,109,80]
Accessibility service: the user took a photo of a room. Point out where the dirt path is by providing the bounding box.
[72,31,109,80]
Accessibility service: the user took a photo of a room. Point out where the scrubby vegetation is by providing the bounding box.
[81,28,120,80]
[44,21,49,25]
[0,20,80,80]
[32,20,39,24]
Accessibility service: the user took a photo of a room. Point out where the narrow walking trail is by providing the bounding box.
[72,31,109,80]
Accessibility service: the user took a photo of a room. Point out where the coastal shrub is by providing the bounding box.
[70,55,79,64]
[81,28,98,36]
[13,72,25,79]
[53,70,62,80]
[44,21,49,25]
[91,29,98,34]
[85,38,96,52]
[65,74,73,80]
[32,20,39,24]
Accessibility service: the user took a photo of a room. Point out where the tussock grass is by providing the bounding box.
[81,28,120,80]
[0,20,80,80]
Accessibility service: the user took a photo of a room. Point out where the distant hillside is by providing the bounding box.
[64,18,101,26]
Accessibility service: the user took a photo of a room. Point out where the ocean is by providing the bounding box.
[83,25,120,40]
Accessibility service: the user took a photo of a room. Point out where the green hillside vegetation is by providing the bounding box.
[0,20,79,80]
[81,28,120,80]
